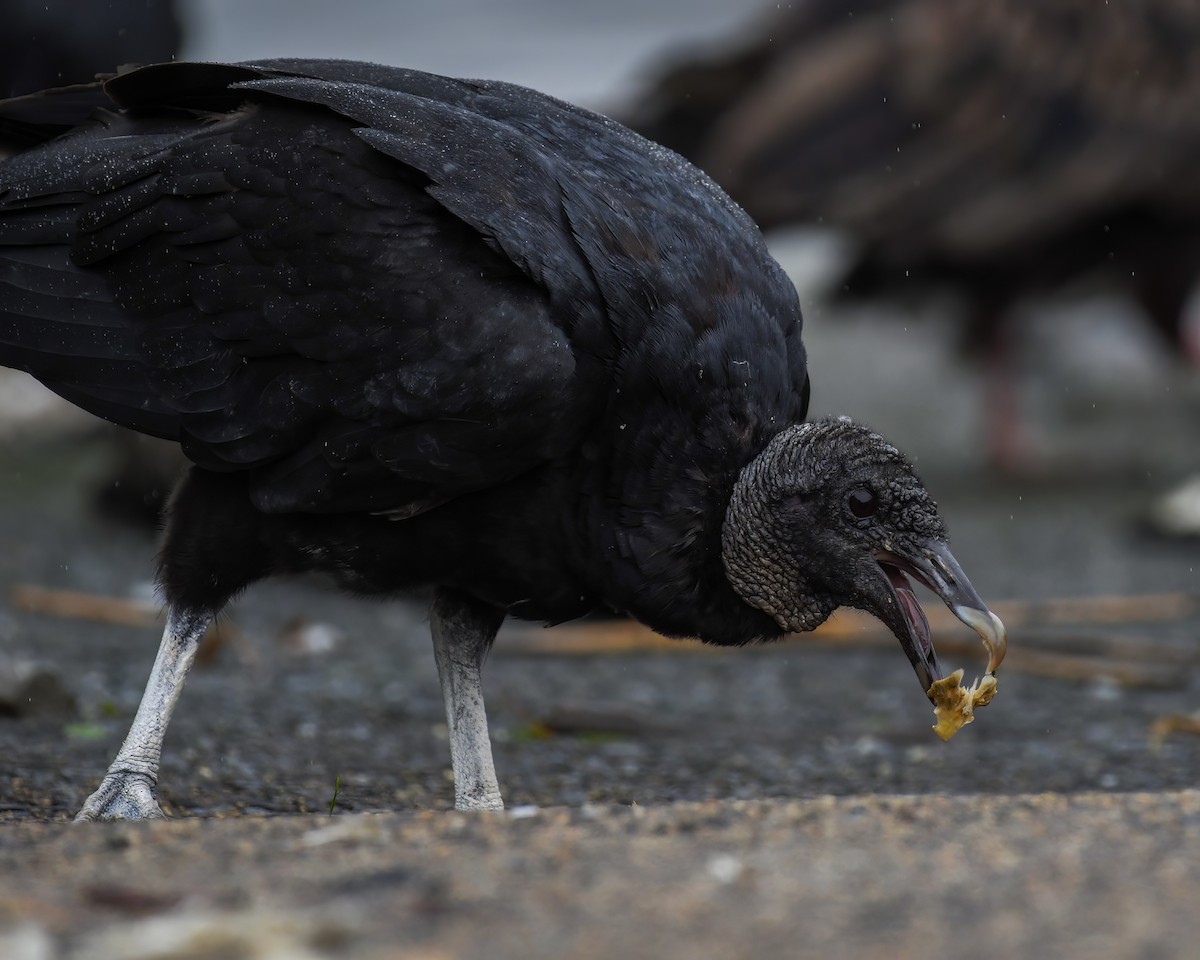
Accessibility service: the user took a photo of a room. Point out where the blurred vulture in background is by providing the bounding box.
[625,0,1200,466]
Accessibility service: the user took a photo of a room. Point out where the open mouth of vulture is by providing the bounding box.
[873,543,1007,700]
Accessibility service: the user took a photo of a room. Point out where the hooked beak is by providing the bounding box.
[872,539,1007,699]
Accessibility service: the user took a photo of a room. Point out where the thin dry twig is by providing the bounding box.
[497,593,1200,689]
[11,583,1197,688]
[10,584,158,628]
[1149,713,1200,750]
[9,584,236,665]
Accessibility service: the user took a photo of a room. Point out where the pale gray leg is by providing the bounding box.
[430,590,505,812]
[75,610,210,822]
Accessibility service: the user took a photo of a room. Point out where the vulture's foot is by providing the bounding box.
[454,784,504,813]
[75,771,166,822]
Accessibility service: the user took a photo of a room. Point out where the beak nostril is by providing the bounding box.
[929,552,955,584]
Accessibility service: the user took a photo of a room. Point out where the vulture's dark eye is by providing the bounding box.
[847,487,878,519]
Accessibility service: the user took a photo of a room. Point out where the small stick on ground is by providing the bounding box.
[1149,713,1200,750]
[497,594,1200,689]
[12,583,1198,688]
[10,585,158,628]
[10,584,237,665]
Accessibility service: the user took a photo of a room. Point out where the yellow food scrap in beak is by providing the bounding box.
[928,669,998,741]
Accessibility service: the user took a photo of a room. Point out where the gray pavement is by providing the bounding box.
[2,793,1199,960]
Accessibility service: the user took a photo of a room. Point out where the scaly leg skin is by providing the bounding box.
[75,610,210,822]
[430,590,506,812]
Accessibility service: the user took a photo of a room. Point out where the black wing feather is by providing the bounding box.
[1,58,809,521]
[0,64,584,515]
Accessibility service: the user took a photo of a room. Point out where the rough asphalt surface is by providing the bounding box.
[1,793,1199,960]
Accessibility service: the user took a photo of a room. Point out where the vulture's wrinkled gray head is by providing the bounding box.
[722,416,1005,698]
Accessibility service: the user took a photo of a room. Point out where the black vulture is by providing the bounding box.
[0,60,1006,818]
[624,0,1200,463]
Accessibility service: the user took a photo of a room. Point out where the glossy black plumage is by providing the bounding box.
[0,59,807,641]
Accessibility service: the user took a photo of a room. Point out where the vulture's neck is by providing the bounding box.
[584,313,802,645]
